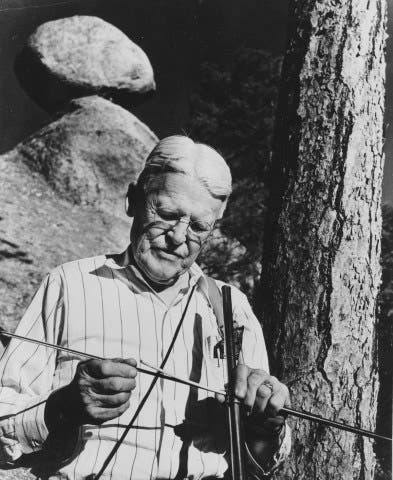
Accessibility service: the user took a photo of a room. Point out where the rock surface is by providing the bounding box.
[27,16,156,94]
[0,96,157,330]
[16,95,158,211]
[0,96,158,479]
[0,147,127,480]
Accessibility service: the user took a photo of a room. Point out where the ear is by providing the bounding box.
[125,182,138,217]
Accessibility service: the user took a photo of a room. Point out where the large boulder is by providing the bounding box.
[17,16,156,111]
[28,15,155,94]
[15,95,158,212]
[0,143,132,480]
[0,96,157,335]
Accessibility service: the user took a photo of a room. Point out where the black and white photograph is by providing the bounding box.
[0,1,391,479]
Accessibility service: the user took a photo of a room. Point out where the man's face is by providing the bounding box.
[130,173,224,286]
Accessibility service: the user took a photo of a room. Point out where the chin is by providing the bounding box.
[143,269,181,287]
[149,262,184,283]
[138,258,183,285]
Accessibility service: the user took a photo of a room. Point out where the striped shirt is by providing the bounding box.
[0,248,290,479]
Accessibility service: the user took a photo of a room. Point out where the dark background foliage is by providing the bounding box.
[189,49,281,295]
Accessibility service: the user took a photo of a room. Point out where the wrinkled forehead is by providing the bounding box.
[143,171,198,195]
[143,172,226,219]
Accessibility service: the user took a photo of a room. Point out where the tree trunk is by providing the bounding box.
[259,1,387,479]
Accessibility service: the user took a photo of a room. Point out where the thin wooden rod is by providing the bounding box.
[1,329,390,442]
[281,406,391,442]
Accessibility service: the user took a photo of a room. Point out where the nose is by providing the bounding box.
[167,220,188,245]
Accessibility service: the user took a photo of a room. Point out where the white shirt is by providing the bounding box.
[0,249,289,479]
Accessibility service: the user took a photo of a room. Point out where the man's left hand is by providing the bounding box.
[218,364,290,468]
[234,364,290,421]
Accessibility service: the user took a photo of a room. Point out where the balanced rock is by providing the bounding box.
[14,95,158,211]
[27,15,155,94]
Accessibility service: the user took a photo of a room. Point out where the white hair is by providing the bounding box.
[137,135,232,202]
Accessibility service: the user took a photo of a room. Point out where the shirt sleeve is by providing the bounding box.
[230,286,292,476]
[0,271,65,463]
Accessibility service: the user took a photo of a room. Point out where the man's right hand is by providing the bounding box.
[45,358,137,430]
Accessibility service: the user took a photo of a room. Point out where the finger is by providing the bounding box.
[103,358,138,378]
[94,376,136,394]
[85,359,137,379]
[112,357,137,368]
[284,390,291,408]
[265,384,290,417]
[90,391,131,408]
[254,375,280,415]
[87,400,131,424]
[215,382,227,404]
[233,364,250,399]
[244,369,270,410]
[215,392,226,404]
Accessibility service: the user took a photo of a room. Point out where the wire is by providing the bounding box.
[93,284,198,480]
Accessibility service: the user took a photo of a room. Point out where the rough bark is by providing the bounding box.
[259,1,386,479]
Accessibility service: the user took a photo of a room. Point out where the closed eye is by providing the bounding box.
[156,209,179,222]
[190,220,212,233]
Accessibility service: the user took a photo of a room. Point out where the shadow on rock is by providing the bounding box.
[15,47,156,114]
[0,237,33,264]
[15,47,88,114]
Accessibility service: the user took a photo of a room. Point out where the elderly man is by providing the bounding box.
[0,136,290,479]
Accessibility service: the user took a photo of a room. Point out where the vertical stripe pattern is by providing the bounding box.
[0,251,288,479]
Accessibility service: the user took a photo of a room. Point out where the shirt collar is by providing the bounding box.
[104,247,133,270]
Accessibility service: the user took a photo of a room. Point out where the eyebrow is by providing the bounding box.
[152,194,215,221]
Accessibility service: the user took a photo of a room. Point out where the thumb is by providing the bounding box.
[215,384,227,404]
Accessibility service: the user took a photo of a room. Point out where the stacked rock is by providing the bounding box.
[28,16,156,94]
[0,16,158,345]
